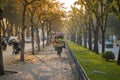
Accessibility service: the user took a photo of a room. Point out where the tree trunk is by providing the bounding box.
[93,27,99,54]
[21,28,25,61]
[77,26,82,45]
[102,30,105,53]
[1,19,6,38]
[30,11,35,55]
[8,24,13,37]
[0,8,4,75]
[42,24,45,48]
[93,16,100,54]
[26,28,30,38]
[10,24,14,36]
[100,0,108,54]
[14,25,18,36]
[31,25,35,55]
[117,47,120,65]
[84,32,87,48]
[49,26,52,44]
[0,22,4,75]
[78,34,82,46]
[84,23,88,48]
[47,25,52,45]
[117,0,120,65]
[36,28,40,51]
[46,25,49,46]
[71,32,76,42]
[20,5,26,61]
[76,31,79,44]
[88,21,92,51]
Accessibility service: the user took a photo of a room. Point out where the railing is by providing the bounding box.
[65,43,89,80]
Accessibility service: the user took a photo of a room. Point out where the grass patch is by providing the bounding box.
[68,42,120,80]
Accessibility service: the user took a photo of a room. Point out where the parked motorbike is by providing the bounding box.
[12,41,21,55]
[2,38,7,51]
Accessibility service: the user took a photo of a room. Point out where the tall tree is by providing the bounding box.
[27,3,38,55]
[111,0,120,65]
[108,0,120,65]
[99,0,111,53]
[78,0,101,54]
[0,0,9,75]
[20,0,37,61]
[0,8,4,75]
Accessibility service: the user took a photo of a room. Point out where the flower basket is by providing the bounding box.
[53,43,63,56]
[53,42,64,51]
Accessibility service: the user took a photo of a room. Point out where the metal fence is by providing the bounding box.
[66,43,89,80]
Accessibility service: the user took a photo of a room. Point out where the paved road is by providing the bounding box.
[86,43,119,60]
[1,44,76,80]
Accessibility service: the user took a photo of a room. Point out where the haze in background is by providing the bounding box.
[57,0,77,12]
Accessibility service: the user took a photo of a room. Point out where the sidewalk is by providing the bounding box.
[0,45,76,80]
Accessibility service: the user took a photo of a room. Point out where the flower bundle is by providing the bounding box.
[55,32,64,39]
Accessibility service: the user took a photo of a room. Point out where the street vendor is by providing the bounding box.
[52,37,65,57]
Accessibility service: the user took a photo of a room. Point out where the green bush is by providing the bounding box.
[102,51,115,61]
